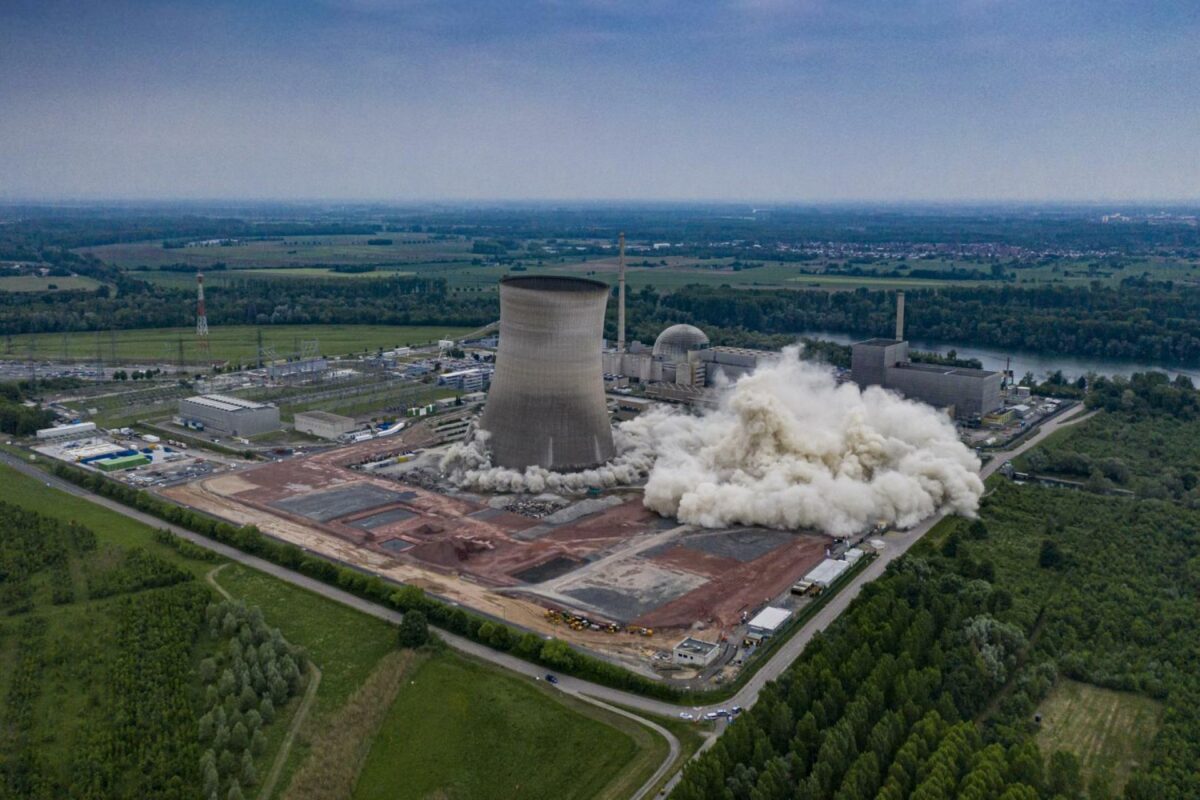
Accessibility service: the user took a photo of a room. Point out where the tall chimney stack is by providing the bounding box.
[617,232,626,353]
[895,290,905,341]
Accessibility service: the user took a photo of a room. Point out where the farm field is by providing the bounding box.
[78,234,475,269]
[138,266,421,289]
[0,324,474,364]
[0,274,105,292]
[1035,679,1163,795]
[352,651,652,800]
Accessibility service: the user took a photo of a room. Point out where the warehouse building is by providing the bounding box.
[36,421,97,441]
[95,453,151,472]
[746,606,792,640]
[178,394,280,437]
[294,410,357,440]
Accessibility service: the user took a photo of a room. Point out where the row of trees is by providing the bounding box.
[665,282,1200,364]
[198,599,306,800]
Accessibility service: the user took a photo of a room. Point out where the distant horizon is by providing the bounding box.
[3,197,1200,210]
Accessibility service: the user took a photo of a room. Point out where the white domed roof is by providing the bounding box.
[653,324,709,363]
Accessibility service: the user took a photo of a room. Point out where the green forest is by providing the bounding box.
[671,401,1200,800]
[0,500,306,800]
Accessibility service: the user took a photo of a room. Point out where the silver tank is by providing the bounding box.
[480,275,615,471]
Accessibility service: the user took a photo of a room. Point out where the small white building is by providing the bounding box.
[747,606,792,638]
[672,637,720,667]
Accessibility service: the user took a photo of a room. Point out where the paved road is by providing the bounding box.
[1,403,1092,797]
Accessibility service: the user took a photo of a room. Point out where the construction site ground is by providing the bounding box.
[164,422,831,669]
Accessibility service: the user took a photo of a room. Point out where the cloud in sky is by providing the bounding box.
[1,0,1197,201]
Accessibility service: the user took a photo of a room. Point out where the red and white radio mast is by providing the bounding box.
[195,272,210,352]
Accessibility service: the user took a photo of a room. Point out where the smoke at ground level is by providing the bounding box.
[441,347,984,537]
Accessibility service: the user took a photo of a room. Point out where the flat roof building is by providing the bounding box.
[747,606,792,637]
[294,410,356,440]
[851,338,1002,418]
[805,558,852,588]
[178,394,280,437]
[36,421,97,440]
[672,637,721,667]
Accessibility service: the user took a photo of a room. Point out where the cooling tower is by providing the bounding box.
[480,276,616,471]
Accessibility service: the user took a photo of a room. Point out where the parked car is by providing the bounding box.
[544,673,559,685]
[678,712,695,721]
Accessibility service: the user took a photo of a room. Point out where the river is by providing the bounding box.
[797,330,1200,382]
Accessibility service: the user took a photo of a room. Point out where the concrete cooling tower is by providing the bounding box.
[480,275,616,471]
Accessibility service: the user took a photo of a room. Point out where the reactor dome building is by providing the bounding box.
[480,275,616,471]
[652,324,710,363]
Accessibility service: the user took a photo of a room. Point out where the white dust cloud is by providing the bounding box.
[441,347,983,536]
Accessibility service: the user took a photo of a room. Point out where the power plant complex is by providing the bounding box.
[849,291,1003,419]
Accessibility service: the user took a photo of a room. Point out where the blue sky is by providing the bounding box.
[2,0,1197,201]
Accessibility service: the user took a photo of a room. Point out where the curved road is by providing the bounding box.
[0,403,1091,797]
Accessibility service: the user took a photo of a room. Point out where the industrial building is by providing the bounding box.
[294,410,357,440]
[693,346,778,386]
[850,292,1002,419]
[36,421,97,440]
[95,453,151,472]
[746,606,792,640]
[177,394,280,437]
[480,275,615,471]
[673,637,721,667]
[437,367,492,393]
[267,357,327,380]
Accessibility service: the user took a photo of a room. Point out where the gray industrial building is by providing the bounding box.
[850,293,1002,418]
[178,394,280,437]
[693,346,778,386]
[480,276,615,471]
[293,410,356,440]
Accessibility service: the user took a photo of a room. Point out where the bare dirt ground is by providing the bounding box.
[165,425,830,662]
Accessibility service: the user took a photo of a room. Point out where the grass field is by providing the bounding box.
[1036,679,1163,794]
[352,651,650,800]
[215,565,660,800]
[0,274,105,292]
[0,323,475,363]
[78,234,475,269]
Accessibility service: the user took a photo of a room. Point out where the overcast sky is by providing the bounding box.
[2,0,1198,202]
